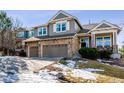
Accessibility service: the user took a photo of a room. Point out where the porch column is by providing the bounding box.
[91,34,96,48]
[113,31,118,53]
[40,44,43,58]
[27,46,30,57]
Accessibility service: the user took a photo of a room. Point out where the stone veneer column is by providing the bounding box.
[91,34,96,48]
[113,31,118,53]
[40,44,43,58]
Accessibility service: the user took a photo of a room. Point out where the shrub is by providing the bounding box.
[78,47,99,60]
[19,50,27,57]
[99,50,112,59]
[59,59,68,65]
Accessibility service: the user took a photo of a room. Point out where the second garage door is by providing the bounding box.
[43,44,68,57]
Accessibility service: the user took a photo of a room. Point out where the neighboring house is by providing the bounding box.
[24,10,121,58]
[15,28,29,54]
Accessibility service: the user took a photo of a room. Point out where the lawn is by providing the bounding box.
[77,59,124,79]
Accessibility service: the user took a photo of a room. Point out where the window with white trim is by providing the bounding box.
[62,22,66,31]
[38,27,47,36]
[104,37,111,47]
[56,23,61,32]
[80,38,89,47]
[56,22,67,32]
[17,32,25,38]
[29,31,35,37]
[96,36,111,48]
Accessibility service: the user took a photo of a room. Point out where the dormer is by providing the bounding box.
[48,10,82,35]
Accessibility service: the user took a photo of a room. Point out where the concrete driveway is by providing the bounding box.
[21,57,60,72]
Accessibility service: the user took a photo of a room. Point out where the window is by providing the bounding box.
[62,22,66,31]
[56,23,61,32]
[29,31,35,37]
[56,22,67,32]
[96,37,103,48]
[30,31,34,37]
[17,32,25,38]
[104,37,111,47]
[80,38,89,47]
[38,27,47,36]
[96,36,111,48]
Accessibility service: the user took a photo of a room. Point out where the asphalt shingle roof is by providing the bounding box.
[36,33,76,39]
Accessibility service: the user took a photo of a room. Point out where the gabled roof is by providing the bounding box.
[82,23,98,33]
[36,33,76,40]
[81,20,121,33]
[23,37,40,42]
[49,10,78,22]
[91,20,121,31]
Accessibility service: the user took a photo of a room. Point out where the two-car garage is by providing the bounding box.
[25,36,76,58]
[29,44,68,57]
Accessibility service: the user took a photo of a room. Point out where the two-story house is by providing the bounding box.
[24,10,121,58]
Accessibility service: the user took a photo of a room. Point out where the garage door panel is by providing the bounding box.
[30,46,38,57]
[43,44,68,57]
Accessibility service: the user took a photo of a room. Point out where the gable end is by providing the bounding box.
[54,13,68,20]
[97,23,111,28]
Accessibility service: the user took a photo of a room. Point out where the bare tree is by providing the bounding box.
[0,11,22,55]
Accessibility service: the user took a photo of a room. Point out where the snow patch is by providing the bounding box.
[72,69,96,80]
[84,68,104,72]
[39,70,58,80]
[66,60,76,68]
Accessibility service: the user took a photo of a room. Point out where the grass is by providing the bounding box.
[77,59,124,79]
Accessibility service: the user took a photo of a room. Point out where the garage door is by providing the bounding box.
[43,44,68,57]
[30,46,38,57]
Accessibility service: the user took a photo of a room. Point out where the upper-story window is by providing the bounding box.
[62,22,66,31]
[56,22,67,32]
[29,30,35,37]
[17,32,25,38]
[56,23,61,32]
[38,27,47,36]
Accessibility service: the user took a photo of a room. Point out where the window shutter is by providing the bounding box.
[53,24,56,32]
[67,21,70,30]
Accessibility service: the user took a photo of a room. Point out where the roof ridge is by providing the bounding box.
[82,23,99,26]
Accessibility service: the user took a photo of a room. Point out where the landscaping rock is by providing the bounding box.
[39,70,58,80]
[72,52,82,60]
[3,73,19,83]
[56,73,65,79]
[0,56,28,83]
[111,53,121,59]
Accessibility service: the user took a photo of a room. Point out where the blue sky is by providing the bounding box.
[4,10,124,47]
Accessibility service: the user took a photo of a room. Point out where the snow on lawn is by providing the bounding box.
[0,56,100,82]
[0,56,29,83]
[0,56,60,83]
[39,69,58,80]
[71,69,96,80]
[66,60,76,68]
[18,71,59,83]
[54,64,72,71]
[53,63,97,80]
[84,68,104,72]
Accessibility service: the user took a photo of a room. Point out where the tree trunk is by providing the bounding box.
[1,31,4,55]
